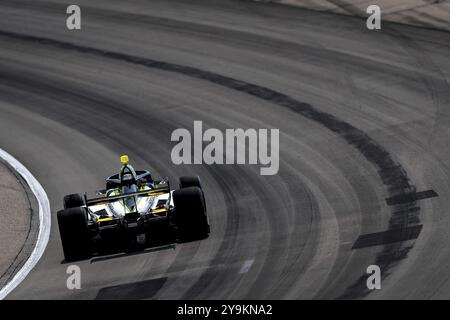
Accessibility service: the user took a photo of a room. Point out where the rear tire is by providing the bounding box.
[173,187,209,241]
[179,176,206,209]
[63,193,85,209]
[57,207,91,261]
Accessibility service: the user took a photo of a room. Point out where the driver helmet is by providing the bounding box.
[119,155,138,189]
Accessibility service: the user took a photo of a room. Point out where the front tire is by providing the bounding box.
[63,193,85,209]
[106,181,119,191]
[57,207,91,261]
[173,186,209,241]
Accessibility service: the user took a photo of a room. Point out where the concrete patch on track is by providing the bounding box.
[352,225,423,249]
[386,190,438,206]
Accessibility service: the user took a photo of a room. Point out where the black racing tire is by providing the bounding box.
[179,176,202,190]
[57,207,91,261]
[179,176,206,210]
[63,193,85,209]
[173,186,209,241]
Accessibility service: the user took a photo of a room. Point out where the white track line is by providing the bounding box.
[0,149,51,300]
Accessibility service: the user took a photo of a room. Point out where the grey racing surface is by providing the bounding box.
[0,0,450,299]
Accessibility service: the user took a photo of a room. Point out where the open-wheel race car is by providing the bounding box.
[57,155,210,261]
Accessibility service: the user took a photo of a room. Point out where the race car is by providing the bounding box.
[57,155,210,262]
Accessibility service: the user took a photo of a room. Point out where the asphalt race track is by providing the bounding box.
[1,0,450,299]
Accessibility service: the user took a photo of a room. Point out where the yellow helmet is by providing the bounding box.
[120,155,129,165]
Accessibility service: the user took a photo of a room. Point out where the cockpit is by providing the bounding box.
[104,155,154,212]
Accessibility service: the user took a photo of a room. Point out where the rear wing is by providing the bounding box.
[85,181,171,207]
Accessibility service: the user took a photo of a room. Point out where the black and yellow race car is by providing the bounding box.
[57,155,210,261]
